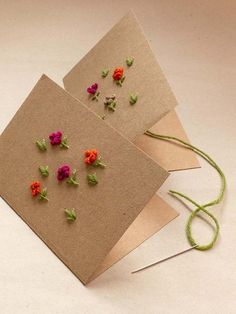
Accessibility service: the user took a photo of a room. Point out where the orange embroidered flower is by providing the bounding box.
[84,149,98,165]
[30,181,41,197]
[112,67,124,81]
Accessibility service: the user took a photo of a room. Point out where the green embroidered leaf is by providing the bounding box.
[64,208,77,221]
[107,100,117,112]
[121,76,126,83]
[129,94,138,105]
[87,173,98,185]
[36,139,47,151]
[93,156,106,168]
[91,92,100,101]
[39,165,49,177]
[38,188,49,201]
[126,57,134,66]
[67,169,79,186]
[101,69,109,78]
[60,136,69,149]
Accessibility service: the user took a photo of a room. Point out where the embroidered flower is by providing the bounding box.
[84,150,106,168]
[30,182,49,201]
[49,131,69,149]
[87,83,100,101]
[49,131,62,145]
[104,94,117,112]
[30,181,41,197]
[113,67,125,86]
[113,67,124,80]
[57,165,70,181]
[84,150,98,165]
[87,83,98,95]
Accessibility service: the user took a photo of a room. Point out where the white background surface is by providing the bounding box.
[0,1,235,313]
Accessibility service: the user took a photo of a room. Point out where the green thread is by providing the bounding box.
[36,139,47,151]
[64,208,77,221]
[126,57,134,67]
[87,173,98,185]
[67,169,79,186]
[39,165,49,177]
[60,136,69,149]
[129,93,138,105]
[145,130,226,251]
[101,69,109,78]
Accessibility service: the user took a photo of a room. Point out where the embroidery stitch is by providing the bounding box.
[87,83,100,101]
[84,150,106,168]
[113,67,125,86]
[39,165,49,177]
[104,94,117,112]
[57,165,70,181]
[126,57,134,66]
[36,139,47,151]
[64,208,77,222]
[67,169,79,186]
[101,69,109,78]
[129,94,138,105]
[49,131,69,149]
[87,173,98,185]
[30,182,49,201]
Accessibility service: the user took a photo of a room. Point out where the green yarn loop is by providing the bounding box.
[145,130,226,251]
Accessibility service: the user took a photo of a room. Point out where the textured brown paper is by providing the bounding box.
[63,11,199,171]
[0,75,170,284]
[63,11,177,142]
[135,110,200,171]
[90,194,178,282]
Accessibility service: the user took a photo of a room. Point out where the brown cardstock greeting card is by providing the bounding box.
[0,75,177,284]
[63,11,177,142]
[63,11,199,171]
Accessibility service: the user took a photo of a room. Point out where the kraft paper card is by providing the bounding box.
[63,11,177,142]
[63,11,199,171]
[90,194,178,282]
[0,75,174,285]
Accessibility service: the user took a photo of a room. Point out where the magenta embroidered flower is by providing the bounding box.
[57,165,70,181]
[49,131,62,145]
[87,83,98,95]
[49,131,69,149]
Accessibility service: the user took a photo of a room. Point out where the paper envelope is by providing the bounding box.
[0,75,178,284]
[63,11,199,171]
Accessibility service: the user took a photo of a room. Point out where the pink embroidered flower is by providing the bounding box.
[57,165,70,181]
[49,131,62,145]
[87,83,98,95]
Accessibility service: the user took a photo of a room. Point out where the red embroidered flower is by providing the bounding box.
[112,67,124,81]
[57,165,71,181]
[87,83,98,95]
[30,181,41,197]
[49,131,62,145]
[84,150,98,165]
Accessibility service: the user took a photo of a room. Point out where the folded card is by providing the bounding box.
[63,11,199,171]
[0,75,175,284]
[63,11,177,142]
